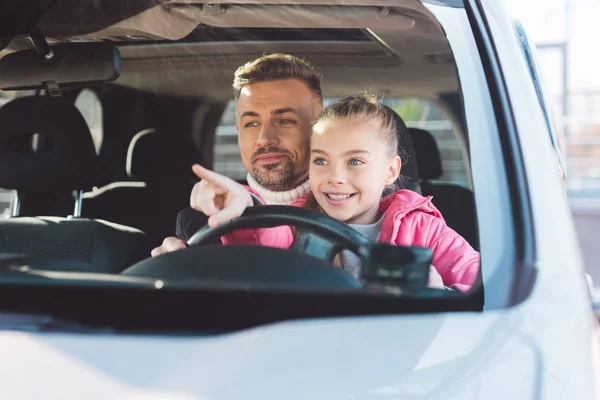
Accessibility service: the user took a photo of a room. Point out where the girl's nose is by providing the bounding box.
[327,166,347,185]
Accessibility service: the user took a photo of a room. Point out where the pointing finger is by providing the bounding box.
[191,186,220,216]
[192,164,235,188]
[208,201,245,228]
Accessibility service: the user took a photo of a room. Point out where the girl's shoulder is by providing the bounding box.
[379,189,443,220]
[378,189,448,244]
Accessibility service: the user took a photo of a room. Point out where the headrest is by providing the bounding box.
[384,106,421,194]
[408,128,443,180]
[126,129,199,183]
[0,96,99,192]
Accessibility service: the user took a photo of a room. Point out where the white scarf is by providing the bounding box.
[246,173,311,205]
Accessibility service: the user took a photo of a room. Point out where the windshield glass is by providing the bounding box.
[0,0,515,329]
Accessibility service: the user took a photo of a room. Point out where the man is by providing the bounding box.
[149,54,445,289]
[151,53,323,256]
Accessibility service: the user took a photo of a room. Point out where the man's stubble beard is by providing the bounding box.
[251,158,297,191]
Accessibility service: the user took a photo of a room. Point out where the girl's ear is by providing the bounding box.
[385,155,402,185]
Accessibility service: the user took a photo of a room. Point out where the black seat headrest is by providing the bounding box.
[0,96,99,192]
[383,106,421,194]
[408,128,443,180]
[126,128,199,183]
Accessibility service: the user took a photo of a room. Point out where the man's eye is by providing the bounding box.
[312,158,327,165]
[280,119,295,125]
[348,159,364,166]
[244,121,259,128]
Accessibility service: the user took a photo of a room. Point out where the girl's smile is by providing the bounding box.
[322,191,358,205]
[309,117,401,225]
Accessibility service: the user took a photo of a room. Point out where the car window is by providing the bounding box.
[214,100,247,181]
[0,0,528,321]
[0,93,16,217]
[214,97,470,189]
[74,89,103,155]
[382,97,470,189]
[513,21,567,183]
[0,189,11,218]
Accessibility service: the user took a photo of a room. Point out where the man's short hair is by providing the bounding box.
[233,53,323,102]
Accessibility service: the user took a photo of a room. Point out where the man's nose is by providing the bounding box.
[255,123,279,148]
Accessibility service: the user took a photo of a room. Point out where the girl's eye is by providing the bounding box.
[244,121,259,128]
[312,158,328,166]
[348,158,364,166]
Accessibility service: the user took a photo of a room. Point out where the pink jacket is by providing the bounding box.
[223,189,480,292]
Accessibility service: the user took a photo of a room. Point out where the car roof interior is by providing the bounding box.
[1,0,459,100]
[0,0,466,179]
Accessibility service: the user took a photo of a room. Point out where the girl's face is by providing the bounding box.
[309,117,401,224]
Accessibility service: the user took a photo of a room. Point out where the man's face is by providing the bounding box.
[236,79,321,191]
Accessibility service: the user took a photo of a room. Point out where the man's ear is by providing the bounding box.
[385,155,402,185]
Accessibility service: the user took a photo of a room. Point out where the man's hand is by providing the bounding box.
[151,236,187,257]
[190,164,253,228]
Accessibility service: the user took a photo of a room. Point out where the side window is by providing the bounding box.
[74,89,103,155]
[0,93,16,217]
[513,21,567,182]
[382,97,470,189]
[214,100,247,181]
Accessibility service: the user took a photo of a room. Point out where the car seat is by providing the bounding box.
[408,127,479,250]
[83,128,198,247]
[0,96,150,273]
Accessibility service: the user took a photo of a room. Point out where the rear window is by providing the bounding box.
[214,97,470,189]
[382,97,470,189]
[0,94,14,217]
[214,101,246,181]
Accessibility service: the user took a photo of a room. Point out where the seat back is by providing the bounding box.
[408,127,479,250]
[0,217,150,273]
[83,129,198,247]
[0,96,150,272]
[386,106,421,194]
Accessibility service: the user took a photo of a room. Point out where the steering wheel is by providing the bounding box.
[123,206,431,290]
[123,206,372,289]
[187,205,372,263]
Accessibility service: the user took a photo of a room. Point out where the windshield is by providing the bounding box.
[0,0,517,331]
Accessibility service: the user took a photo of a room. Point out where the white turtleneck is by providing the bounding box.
[246,173,311,205]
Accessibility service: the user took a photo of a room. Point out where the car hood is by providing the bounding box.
[0,310,545,399]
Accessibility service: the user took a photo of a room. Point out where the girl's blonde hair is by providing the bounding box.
[314,94,400,159]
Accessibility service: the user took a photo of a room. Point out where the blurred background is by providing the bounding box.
[505,0,600,281]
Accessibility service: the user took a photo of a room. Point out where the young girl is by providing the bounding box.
[192,95,479,292]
